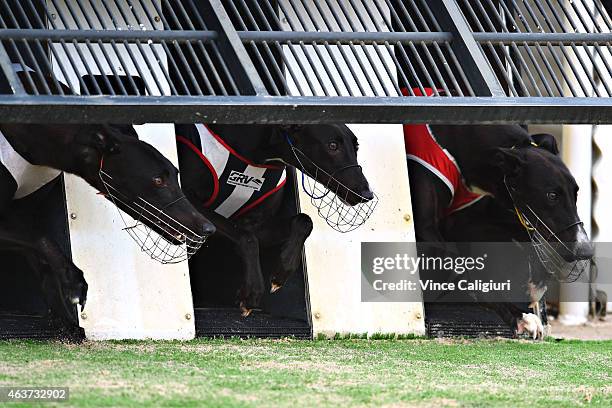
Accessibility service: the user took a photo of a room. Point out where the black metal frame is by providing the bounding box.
[0,0,609,124]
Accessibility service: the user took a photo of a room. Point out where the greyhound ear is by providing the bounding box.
[531,133,559,155]
[493,147,525,176]
[270,124,303,145]
[93,130,121,155]
[279,124,303,135]
[111,124,140,140]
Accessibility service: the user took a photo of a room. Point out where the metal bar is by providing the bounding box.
[176,0,228,96]
[0,41,24,94]
[145,0,202,95]
[10,0,65,95]
[232,0,281,95]
[472,32,612,44]
[263,0,316,95]
[0,28,219,42]
[25,0,79,95]
[0,95,610,124]
[431,0,506,96]
[199,0,267,96]
[235,30,453,45]
[416,0,475,95]
[159,0,214,95]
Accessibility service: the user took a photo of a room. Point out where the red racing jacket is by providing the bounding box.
[402,88,484,215]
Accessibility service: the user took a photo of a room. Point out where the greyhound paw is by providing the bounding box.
[270,282,282,294]
[517,313,544,340]
[238,280,264,318]
[65,266,88,312]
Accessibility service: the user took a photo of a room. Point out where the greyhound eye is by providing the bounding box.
[547,192,559,201]
[153,176,164,187]
[328,141,338,151]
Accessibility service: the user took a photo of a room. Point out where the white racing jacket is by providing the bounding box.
[176,124,287,218]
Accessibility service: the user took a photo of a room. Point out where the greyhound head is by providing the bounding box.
[493,138,593,262]
[273,124,374,206]
[75,124,216,248]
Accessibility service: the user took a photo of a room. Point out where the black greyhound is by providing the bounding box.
[407,124,592,257]
[0,122,215,336]
[176,124,374,316]
[406,124,593,338]
[440,195,551,338]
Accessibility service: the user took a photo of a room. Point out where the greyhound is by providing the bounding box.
[176,124,374,316]
[0,122,215,338]
[405,122,593,339]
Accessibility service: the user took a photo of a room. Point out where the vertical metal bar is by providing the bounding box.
[0,42,24,94]
[48,0,101,95]
[25,0,79,94]
[387,0,452,96]
[261,0,316,95]
[540,0,594,96]
[321,0,378,95]
[94,1,153,96]
[138,0,191,95]
[593,0,612,29]
[251,0,306,96]
[2,0,51,95]
[403,0,464,96]
[496,0,557,96]
[160,0,214,95]
[112,0,168,96]
[291,0,353,96]
[364,0,416,96]
[286,0,340,96]
[230,0,281,95]
[553,0,610,96]
[60,0,118,95]
[415,0,474,95]
[523,0,578,96]
[308,0,363,95]
[67,0,117,95]
[122,3,177,97]
[341,0,396,96]
[431,0,506,96]
[349,0,402,96]
[174,0,228,95]
[41,0,93,95]
[92,0,139,95]
[552,0,605,96]
[145,0,203,95]
[280,0,332,96]
[458,0,518,96]
[11,0,65,95]
[292,0,354,96]
[384,0,440,95]
[472,0,534,96]
[185,0,240,95]
[199,0,268,95]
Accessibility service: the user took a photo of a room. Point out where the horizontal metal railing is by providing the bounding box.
[0,0,609,124]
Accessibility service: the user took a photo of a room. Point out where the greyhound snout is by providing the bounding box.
[359,188,375,202]
[562,224,594,261]
[200,217,216,236]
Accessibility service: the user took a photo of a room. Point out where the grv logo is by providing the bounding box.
[227,170,265,191]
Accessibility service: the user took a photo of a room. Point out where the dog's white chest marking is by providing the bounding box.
[0,131,61,199]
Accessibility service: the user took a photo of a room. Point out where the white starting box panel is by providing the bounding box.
[50,0,194,340]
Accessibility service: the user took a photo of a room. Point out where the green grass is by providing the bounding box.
[0,338,611,407]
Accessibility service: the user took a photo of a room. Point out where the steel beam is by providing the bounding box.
[431,0,506,97]
[197,0,268,96]
[473,32,612,44]
[237,31,453,44]
[0,95,609,124]
[0,28,219,43]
